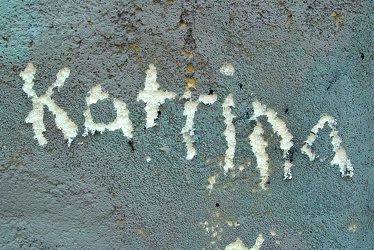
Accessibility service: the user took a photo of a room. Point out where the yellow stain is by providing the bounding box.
[129,42,139,52]
[136,227,144,236]
[330,11,344,29]
[186,77,195,86]
[226,220,233,226]
[115,44,125,51]
[186,63,195,73]
[181,48,193,59]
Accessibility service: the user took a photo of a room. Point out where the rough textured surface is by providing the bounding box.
[0,0,373,249]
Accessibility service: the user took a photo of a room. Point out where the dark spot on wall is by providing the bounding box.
[284,108,289,113]
[360,52,365,60]
[128,140,134,151]
[286,146,295,163]
[215,202,220,207]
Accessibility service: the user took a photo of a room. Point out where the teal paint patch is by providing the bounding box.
[0,0,41,63]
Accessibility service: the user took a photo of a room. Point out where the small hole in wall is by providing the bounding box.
[239,83,243,89]
[209,88,214,95]
[157,110,161,118]
[284,108,289,113]
[215,202,220,207]
[360,52,365,60]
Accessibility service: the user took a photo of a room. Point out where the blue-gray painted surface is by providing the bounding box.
[0,1,373,249]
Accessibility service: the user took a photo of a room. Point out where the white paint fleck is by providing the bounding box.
[225,234,264,250]
[198,94,217,104]
[249,122,269,190]
[207,174,218,191]
[146,156,151,162]
[222,93,236,174]
[301,114,354,177]
[82,85,133,138]
[137,63,176,128]
[220,63,235,76]
[181,94,217,160]
[20,62,78,146]
[250,100,294,181]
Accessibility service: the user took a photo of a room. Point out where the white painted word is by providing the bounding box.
[20,62,354,185]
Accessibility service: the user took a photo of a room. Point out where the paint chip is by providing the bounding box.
[220,63,235,76]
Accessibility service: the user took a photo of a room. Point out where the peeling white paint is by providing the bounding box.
[82,85,133,138]
[250,100,293,180]
[301,114,354,177]
[222,94,236,174]
[137,63,176,128]
[220,63,235,76]
[181,94,217,160]
[225,234,264,250]
[249,122,269,190]
[20,62,78,146]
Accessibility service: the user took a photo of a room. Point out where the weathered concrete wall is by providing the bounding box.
[0,0,373,249]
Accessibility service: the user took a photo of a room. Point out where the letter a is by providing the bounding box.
[20,62,78,146]
[83,85,133,139]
